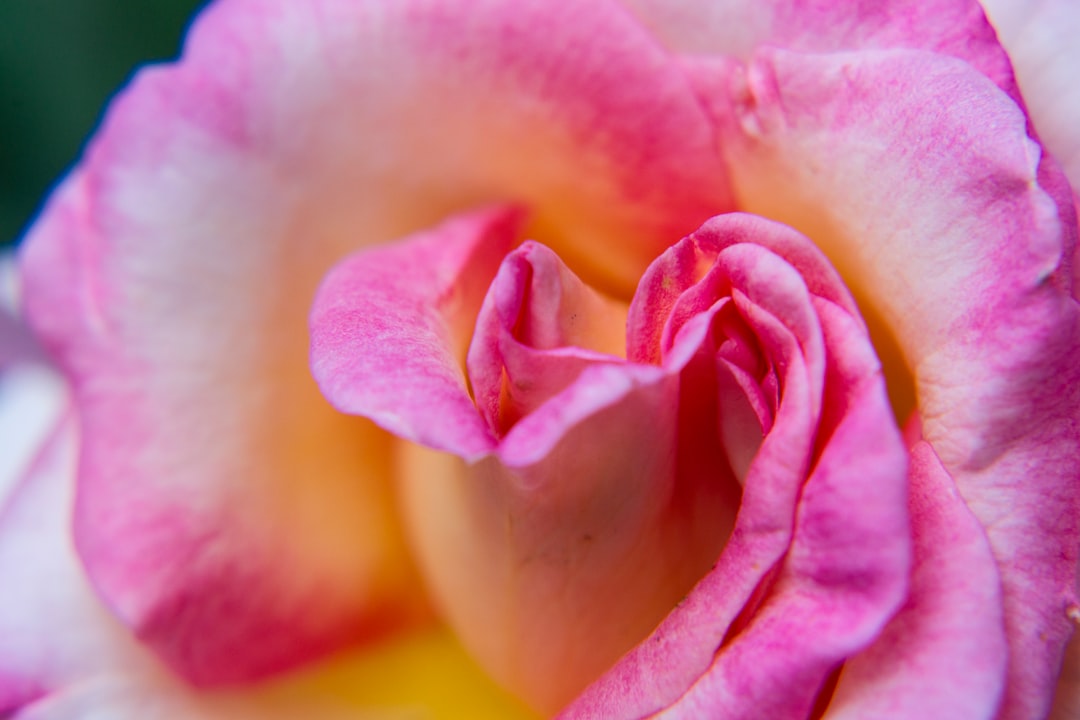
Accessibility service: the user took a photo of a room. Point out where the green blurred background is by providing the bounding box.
[0,0,207,248]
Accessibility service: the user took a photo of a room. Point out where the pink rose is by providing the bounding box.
[3,1,1079,718]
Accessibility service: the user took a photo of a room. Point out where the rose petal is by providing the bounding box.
[311,206,521,459]
[467,240,627,435]
[620,0,1017,98]
[11,626,538,720]
[398,360,738,714]
[384,245,736,711]
[319,225,798,712]
[0,422,533,719]
[652,302,908,719]
[0,265,138,710]
[0,401,148,712]
[0,364,67,516]
[980,0,1080,191]
[825,440,1008,719]
[0,254,48,374]
[716,46,1080,720]
[629,213,860,367]
[0,377,535,720]
[561,216,909,718]
[22,170,430,687]
[19,0,734,684]
[10,675,366,720]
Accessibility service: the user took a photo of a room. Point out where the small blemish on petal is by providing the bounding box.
[728,64,763,138]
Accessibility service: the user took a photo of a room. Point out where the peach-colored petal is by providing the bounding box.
[315,223,737,711]
[316,216,878,711]
[397,359,727,714]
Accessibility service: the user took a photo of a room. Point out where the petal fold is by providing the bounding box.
[561,215,909,719]
[826,441,1008,719]
[714,47,1080,719]
[466,240,627,437]
[311,206,522,459]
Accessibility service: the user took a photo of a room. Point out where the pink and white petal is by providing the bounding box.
[826,441,1008,720]
[0,253,17,312]
[0,417,381,720]
[619,0,1018,98]
[0,276,63,503]
[945,300,1080,720]
[0,364,68,513]
[0,406,147,712]
[717,47,1080,720]
[311,206,521,459]
[487,242,627,356]
[0,311,39,373]
[20,0,729,685]
[980,0,1080,191]
[23,173,427,688]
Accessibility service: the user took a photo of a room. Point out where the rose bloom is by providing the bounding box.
[3,0,1080,718]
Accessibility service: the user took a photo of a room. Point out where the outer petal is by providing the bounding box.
[0,253,48,374]
[0,276,59,500]
[0,398,123,713]
[0,310,47,375]
[0,375,533,719]
[11,626,537,720]
[980,0,1080,191]
[619,0,1018,99]
[716,47,1080,719]
[20,0,729,684]
[826,441,1008,719]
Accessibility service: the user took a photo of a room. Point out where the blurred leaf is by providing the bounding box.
[0,0,206,246]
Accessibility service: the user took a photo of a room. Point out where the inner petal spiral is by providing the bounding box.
[309,208,908,715]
